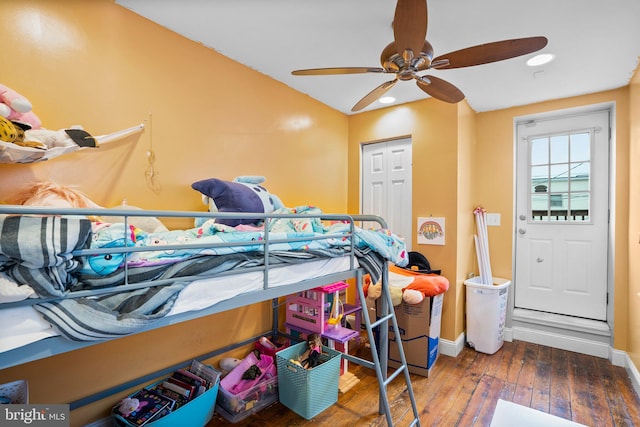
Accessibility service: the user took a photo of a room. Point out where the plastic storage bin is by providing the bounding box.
[113,368,220,427]
[216,375,278,423]
[276,341,342,419]
[464,276,511,354]
[216,351,278,423]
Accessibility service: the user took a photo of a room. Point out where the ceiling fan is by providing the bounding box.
[292,0,548,112]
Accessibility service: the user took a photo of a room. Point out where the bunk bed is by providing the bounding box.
[0,204,407,417]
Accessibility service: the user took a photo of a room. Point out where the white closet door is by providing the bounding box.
[362,138,412,250]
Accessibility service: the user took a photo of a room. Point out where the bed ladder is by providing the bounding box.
[355,266,421,427]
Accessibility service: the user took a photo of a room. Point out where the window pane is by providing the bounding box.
[570,132,590,162]
[531,165,548,193]
[550,134,569,163]
[550,164,568,192]
[569,161,590,191]
[570,192,589,221]
[531,193,548,221]
[550,193,564,207]
[531,137,548,165]
[528,130,592,224]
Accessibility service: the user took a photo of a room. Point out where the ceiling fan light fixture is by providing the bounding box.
[379,96,396,104]
[526,53,555,67]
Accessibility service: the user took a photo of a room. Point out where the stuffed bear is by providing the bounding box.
[0,84,41,130]
[191,176,284,227]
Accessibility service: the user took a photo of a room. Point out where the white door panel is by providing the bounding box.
[362,138,412,249]
[515,110,609,320]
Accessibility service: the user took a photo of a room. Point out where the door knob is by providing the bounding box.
[518,228,526,235]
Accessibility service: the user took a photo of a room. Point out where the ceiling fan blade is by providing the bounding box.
[432,36,548,69]
[416,75,465,103]
[292,67,386,76]
[393,0,428,58]
[352,79,398,112]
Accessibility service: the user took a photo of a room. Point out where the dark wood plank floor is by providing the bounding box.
[208,340,640,426]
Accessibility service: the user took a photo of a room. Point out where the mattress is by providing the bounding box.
[0,256,352,354]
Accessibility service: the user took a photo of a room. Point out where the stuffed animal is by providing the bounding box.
[191,176,284,227]
[0,84,41,130]
[22,127,98,150]
[219,357,243,375]
[117,397,141,416]
[364,276,404,306]
[364,264,450,306]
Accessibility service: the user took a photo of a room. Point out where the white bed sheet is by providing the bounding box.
[0,256,353,354]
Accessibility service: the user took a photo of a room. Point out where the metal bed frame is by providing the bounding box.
[0,206,420,426]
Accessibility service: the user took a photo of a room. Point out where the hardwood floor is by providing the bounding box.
[209,340,640,426]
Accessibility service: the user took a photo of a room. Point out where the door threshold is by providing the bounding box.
[512,308,610,336]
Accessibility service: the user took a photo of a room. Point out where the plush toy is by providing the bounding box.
[219,357,243,375]
[364,276,404,306]
[0,117,96,150]
[22,127,97,150]
[364,264,450,306]
[191,176,284,227]
[0,84,41,130]
[117,397,141,416]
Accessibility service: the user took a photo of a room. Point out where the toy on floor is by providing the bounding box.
[219,357,243,375]
[116,397,141,417]
[300,333,322,369]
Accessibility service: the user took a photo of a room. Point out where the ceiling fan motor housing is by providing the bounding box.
[381,41,434,78]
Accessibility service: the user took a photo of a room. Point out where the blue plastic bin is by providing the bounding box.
[113,368,220,427]
[276,341,342,419]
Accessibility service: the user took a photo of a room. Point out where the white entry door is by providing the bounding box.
[361,138,412,249]
[514,110,610,320]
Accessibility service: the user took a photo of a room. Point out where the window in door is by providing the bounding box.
[529,131,591,222]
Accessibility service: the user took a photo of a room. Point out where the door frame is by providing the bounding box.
[509,102,616,356]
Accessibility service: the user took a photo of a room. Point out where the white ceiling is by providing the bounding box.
[116,0,640,115]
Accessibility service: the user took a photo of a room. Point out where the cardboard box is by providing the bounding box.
[382,293,443,377]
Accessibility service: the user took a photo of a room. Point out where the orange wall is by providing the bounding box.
[0,1,348,426]
[475,88,631,351]
[628,65,640,369]
[0,0,348,213]
[348,101,465,344]
[0,1,637,426]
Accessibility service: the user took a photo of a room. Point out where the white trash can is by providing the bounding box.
[463,276,511,354]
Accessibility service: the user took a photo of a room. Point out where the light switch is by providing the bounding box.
[486,213,501,226]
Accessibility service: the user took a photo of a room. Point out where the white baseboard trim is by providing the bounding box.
[622,351,640,400]
[504,326,513,342]
[83,417,114,427]
[610,348,627,367]
[512,325,610,358]
[439,332,465,357]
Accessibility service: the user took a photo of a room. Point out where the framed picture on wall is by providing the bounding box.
[417,217,445,245]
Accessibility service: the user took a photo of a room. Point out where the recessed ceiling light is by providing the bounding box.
[379,96,396,104]
[526,53,555,67]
